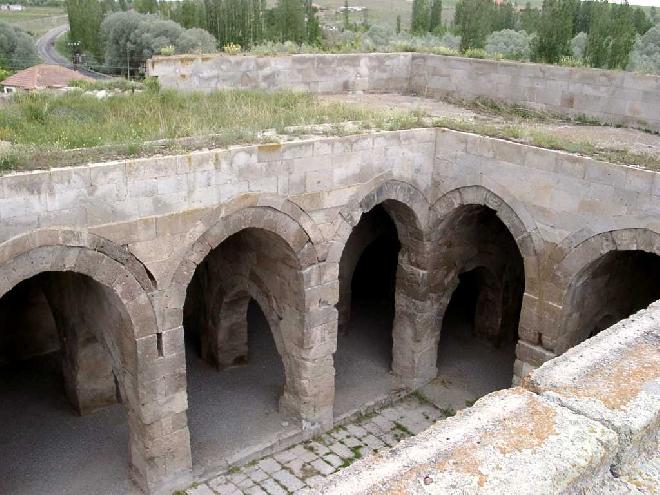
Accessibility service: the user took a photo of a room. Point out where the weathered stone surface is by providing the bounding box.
[312,388,618,494]
[524,302,660,471]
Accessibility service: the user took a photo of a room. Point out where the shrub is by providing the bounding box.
[627,27,660,75]
[463,47,487,59]
[223,43,242,55]
[558,55,586,67]
[570,32,587,59]
[440,33,461,50]
[485,29,533,61]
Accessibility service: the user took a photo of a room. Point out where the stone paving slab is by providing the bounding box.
[524,302,660,470]
[186,395,444,495]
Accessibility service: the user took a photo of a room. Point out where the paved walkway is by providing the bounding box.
[185,395,447,495]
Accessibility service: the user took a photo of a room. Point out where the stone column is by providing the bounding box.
[391,245,439,390]
[129,325,193,495]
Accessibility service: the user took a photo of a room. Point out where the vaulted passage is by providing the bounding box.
[334,205,401,417]
[559,250,660,352]
[426,205,524,410]
[183,228,305,476]
[0,273,131,495]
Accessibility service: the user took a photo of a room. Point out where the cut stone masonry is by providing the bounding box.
[0,113,658,493]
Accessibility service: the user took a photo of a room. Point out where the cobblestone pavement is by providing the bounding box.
[185,394,448,495]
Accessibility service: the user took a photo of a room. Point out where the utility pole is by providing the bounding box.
[126,44,131,80]
[67,40,81,70]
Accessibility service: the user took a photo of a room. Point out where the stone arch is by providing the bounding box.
[0,231,190,495]
[169,205,320,319]
[429,185,540,385]
[552,228,660,354]
[328,179,436,393]
[172,205,333,428]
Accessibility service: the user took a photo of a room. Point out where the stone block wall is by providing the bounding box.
[411,53,660,131]
[147,53,412,94]
[315,300,660,493]
[0,128,658,493]
[148,53,660,131]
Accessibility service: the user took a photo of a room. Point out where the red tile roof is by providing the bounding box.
[0,64,94,90]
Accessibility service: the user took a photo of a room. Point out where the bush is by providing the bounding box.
[485,29,533,60]
[0,21,39,70]
[570,32,587,59]
[176,27,218,54]
[440,33,462,50]
[628,27,660,75]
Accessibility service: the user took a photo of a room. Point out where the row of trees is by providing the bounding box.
[65,0,322,71]
[446,0,654,68]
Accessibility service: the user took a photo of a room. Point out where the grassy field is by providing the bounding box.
[0,89,423,171]
[0,6,66,36]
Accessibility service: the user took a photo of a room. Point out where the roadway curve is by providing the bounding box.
[36,24,112,80]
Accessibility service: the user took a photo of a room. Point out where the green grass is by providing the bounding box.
[0,88,421,172]
[0,6,66,36]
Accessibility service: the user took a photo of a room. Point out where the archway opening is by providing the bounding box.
[0,272,131,495]
[560,249,660,351]
[183,228,302,476]
[334,205,401,417]
[426,205,524,411]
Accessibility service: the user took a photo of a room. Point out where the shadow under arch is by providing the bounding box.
[553,228,660,355]
[0,235,186,495]
[174,205,333,475]
[427,185,535,405]
[330,179,435,416]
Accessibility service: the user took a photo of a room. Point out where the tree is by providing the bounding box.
[650,6,657,25]
[176,27,217,53]
[534,0,573,63]
[485,29,533,60]
[411,0,430,34]
[273,0,306,43]
[632,7,652,35]
[628,26,660,74]
[305,0,321,44]
[519,2,540,33]
[429,0,442,33]
[493,1,517,31]
[66,0,108,60]
[454,0,494,51]
[0,21,39,70]
[608,2,636,69]
[585,1,636,69]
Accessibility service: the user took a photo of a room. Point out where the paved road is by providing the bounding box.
[36,24,112,80]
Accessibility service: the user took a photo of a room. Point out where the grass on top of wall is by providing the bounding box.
[0,89,423,172]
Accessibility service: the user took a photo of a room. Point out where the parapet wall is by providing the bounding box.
[148,52,660,131]
[315,300,660,494]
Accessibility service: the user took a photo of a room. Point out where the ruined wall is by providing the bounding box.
[0,128,658,494]
[315,300,660,494]
[148,53,660,131]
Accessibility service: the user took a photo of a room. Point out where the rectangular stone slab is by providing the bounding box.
[313,388,617,494]
[524,301,660,471]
